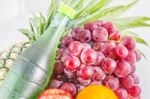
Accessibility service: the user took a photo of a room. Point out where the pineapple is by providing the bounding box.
[0,42,31,86]
[0,0,149,87]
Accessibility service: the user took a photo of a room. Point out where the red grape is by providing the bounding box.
[95,20,103,27]
[102,22,116,35]
[125,51,136,64]
[60,82,77,96]
[61,36,73,48]
[78,66,94,80]
[110,31,120,41]
[82,43,91,49]
[71,27,82,39]
[115,88,128,99]
[54,61,64,75]
[77,29,92,43]
[92,67,106,81]
[101,58,117,74]
[95,52,105,66]
[68,41,83,56]
[63,55,80,72]
[123,36,136,51]
[93,42,104,51]
[77,77,91,86]
[92,27,108,41]
[115,44,128,59]
[103,76,119,91]
[64,69,76,79]
[79,64,86,69]
[120,75,135,89]
[61,48,70,58]
[115,60,131,77]
[101,41,116,57]
[49,79,63,88]
[128,85,141,97]
[80,48,97,65]
[84,22,97,32]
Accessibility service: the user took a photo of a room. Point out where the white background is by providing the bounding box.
[0,0,150,98]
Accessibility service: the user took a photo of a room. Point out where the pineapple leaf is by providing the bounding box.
[74,6,124,26]
[122,31,138,37]
[76,0,113,18]
[122,31,138,36]
[73,0,85,9]
[101,0,138,20]
[137,48,146,59]
[112,17,150,31]
[29,21,35,33]
[70,0,74,4]
[46,0,57,28]
[134,36,149,47]
[122,31,149,47]
[39,13,46,34]
[75,0,95,18]
[29,15,40,34]
[94,5,124,20]
[29,16,41,33]
[86,0,113,15]
[63,0,71,4]
[19,29,35,42]
[65,0,74,6]
[19,0,57,42]
[74,0,138,26]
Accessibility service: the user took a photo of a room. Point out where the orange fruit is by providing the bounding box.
[77,85,118,99]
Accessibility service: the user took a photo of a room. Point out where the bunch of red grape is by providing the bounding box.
[48,20,141,99]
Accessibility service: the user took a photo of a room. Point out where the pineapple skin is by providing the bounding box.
[0,42,31,86]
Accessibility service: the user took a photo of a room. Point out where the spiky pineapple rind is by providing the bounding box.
[0,42,31,86]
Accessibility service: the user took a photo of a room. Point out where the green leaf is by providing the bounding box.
[63,0,71,4]
[137,48,146,59]
[73,0,85,9]
[29,21,35,33]
[74,0,138,26]
[101,0,138,20]
[29,17,39,33]
[75,0,95,18]
[134,36,149,47]
[69,0,74,5]
[66,0,74,6]
[94,5,124,20]
[39,13,46,34]
[46,0,57,28]
[30,15,42,34]
[74,6,123,26]
[122,31,138,36]
[19,29,35,42]
[112,17,150,31]
[86,0,113,14]
[29,17,37,30]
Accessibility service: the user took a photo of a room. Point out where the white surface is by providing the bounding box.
[0,0,150,98]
